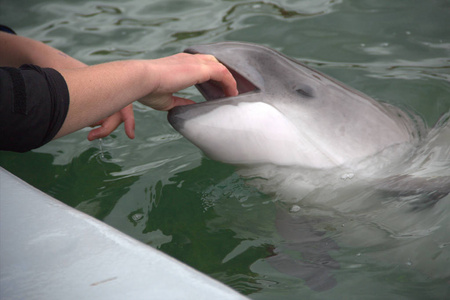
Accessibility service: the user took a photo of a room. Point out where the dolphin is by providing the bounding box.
[168,42,419,169]
[167,42,450,290]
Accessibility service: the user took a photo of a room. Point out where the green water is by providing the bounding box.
[1,0,450,298]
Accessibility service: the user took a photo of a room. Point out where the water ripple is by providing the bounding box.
[109,156,184,179]
[76,5,122,18]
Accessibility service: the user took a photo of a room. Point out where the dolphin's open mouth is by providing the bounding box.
[184,48,259,101]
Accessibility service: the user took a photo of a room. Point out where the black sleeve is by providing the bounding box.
[0,25,16,34]
[0,64,70,152]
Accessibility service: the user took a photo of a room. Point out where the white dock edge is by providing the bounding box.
[0,167,248,300]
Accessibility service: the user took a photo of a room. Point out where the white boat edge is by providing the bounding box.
[0,167,249,300]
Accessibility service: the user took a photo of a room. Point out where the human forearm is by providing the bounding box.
[0,31,86,69]
[55,60,150,138]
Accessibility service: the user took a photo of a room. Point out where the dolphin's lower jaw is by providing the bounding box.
[170,101,346,168]
[168,42,418,169]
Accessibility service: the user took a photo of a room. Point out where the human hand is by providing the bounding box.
[138,53,238,110]
[55,53,237,140]
[87,104,135,141]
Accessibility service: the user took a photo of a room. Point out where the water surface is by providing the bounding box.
[1,0,449,299]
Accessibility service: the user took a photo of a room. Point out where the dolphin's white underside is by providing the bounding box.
[179,101,415,169]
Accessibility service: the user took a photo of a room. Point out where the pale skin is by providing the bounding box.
[0,31,238,141]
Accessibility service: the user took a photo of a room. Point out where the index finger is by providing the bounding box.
[204,57,238,97]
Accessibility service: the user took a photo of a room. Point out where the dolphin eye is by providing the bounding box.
[295,86,314,98]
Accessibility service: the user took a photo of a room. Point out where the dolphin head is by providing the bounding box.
[168,42,416,169]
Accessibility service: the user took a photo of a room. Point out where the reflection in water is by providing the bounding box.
[223,1,326,22]
[76,4,122,18]
[268,209,340,292]
[0,148,138,220]
[243,114,450,276]
[143,159,274,295]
